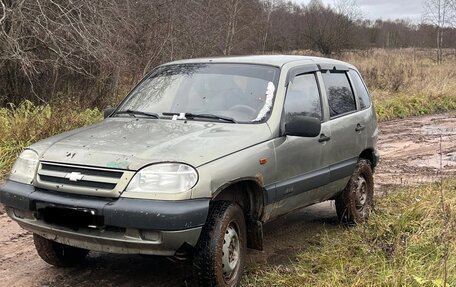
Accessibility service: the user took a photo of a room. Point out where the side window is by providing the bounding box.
[349,70,371,110]
[284,73,322,121]
[321,71,356,117]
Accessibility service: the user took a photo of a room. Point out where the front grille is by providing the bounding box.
[41,163,122,179]
[36,162,128,195]
[39,175,117,190]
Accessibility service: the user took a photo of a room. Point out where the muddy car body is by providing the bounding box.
[0,55,379,286]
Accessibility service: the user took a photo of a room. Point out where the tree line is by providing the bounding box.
[0,0,455,107]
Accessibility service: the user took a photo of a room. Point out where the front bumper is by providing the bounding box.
[0,180,209,256]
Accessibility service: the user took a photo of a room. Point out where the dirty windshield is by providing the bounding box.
[116,63,280,123]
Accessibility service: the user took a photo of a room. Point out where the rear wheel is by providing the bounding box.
[193,201,246,287]
[335,159,374,225]
[33,234,89,267]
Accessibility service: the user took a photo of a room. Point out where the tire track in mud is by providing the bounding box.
[375,113,456,188]
[0,113,454,287]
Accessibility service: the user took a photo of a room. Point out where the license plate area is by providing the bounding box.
[36,203,104,229]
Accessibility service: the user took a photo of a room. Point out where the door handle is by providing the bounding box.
[355,123,365,132]
[318,134,331,143]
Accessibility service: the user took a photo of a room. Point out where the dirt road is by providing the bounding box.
[375,113,456,188]
[0,113,455,287]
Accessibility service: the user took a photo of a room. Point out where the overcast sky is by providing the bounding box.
[296,0,425,22]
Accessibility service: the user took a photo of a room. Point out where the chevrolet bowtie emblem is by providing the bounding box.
[65,172,84,182]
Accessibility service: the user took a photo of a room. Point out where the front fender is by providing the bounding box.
[191,140,276,203]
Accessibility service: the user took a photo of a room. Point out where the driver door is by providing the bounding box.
[271,71,331,217]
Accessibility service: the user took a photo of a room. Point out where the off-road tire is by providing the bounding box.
[193,201,247,287]
[335,159,374,225]
[33,234,89,267]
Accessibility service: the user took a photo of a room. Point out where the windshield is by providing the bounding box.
[116,63,280,123]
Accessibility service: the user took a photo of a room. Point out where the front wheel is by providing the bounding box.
[335,159,374,225]
[33,234,89,267]
[193,201,246,287]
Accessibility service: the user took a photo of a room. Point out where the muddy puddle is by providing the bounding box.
[375,113,456,188]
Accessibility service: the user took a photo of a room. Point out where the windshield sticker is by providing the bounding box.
[253,81,275,122]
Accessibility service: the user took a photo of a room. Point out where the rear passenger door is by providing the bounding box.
[320,69,366,194]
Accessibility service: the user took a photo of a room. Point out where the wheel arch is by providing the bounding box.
[211,178,265,250]
[212,178,265,221]
[359,148,377,169]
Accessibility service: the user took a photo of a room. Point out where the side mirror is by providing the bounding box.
[284,116,321,137]
[103,107,116,119]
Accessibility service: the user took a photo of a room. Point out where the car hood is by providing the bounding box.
[31,118,272,170]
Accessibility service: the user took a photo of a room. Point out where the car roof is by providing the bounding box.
[163,55,355,69]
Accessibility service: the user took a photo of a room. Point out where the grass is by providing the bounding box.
[374,93,456,121]
[243,179,456,287]
[0,100,102,179]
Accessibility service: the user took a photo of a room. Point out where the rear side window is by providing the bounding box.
[284,73,322,121]
[349,70,371,110]
[321,71,356,117]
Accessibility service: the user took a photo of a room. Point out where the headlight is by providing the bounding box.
[125,163,198,194]
[9,149,39,184]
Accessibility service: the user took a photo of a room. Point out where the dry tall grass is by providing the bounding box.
[341,49,456,120]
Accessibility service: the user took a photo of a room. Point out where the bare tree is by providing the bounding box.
[261,1,302,52]
[299,1,357,55]
[1,0,456,108]
[333,0,362,21]
[0,0,181,105]
[423,0,456,63]
[0,0,6,24]
[261,0,276,53]
[0,0,124,104]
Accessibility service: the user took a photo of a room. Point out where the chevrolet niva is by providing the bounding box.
[0,55,379,287]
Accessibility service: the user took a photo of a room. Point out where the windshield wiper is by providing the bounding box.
[163,112,237,123]
[114,109,160,119]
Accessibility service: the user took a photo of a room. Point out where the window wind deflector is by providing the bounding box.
[317,63,349,72]
[163,112,237,123]
[286,64,319,86]
[114,109,160,119]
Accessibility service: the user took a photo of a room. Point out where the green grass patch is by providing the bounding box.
[375,93,456,121]
[243,179,456,287]
[0,101,102,179]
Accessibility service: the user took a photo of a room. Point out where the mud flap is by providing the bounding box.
[247,220,263,251]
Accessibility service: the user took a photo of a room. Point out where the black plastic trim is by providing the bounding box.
[264,157,358,204]
[273,167,330,202]
[329,157,358,182]
[0,180,210,231]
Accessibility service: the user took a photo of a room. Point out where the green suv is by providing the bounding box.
[0,55,379,287]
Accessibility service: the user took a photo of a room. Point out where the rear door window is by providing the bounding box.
[284,73,322,121]
[349,70,371,110]
[321,71,356,117]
